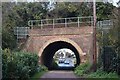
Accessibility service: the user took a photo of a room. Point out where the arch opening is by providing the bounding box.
[53,48,77,68]
[41,41,81,70]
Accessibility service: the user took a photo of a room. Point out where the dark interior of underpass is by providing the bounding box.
[41,41,80,70]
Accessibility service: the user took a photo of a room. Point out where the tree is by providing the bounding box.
[96,4,120,74]
[13,2,49,26]
[47,2,93,18]
[2,2,50,50]
[109,7,120,55]
[96,2,115,21]
[2,2,17,50]
[2,2,116,50]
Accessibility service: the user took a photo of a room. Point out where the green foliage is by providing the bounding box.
[2,3,17,50]
[2,2,115,50]
[74,62,91,76]
[2,29,16,50]
[87,69,119,78]
[2,49,47,80]
[96,3,119,76]
[96,2,115,20]
[51,59,58,69]
[100,47,120,74]
[13,2,49,26]
[2,2,49,50]
[74,62,119,78]
[49,2,93,18]
[38,65,48,72]
[30,70,45,80]
[30,65,48,80]
[49,2,115,19]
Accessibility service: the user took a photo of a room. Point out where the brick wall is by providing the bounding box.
[24,26,94,64]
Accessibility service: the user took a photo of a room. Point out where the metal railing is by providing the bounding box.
[14,27,30,39]
[97,20,113,29]
[28,16,94,29]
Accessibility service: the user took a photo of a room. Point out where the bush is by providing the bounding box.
[74,62,91,76]
[38,65,48,72]
[87,69,119,78]
[100,46,120,74]
[51,59,58,69]
[74,62,119,78]
[2,49,45,80]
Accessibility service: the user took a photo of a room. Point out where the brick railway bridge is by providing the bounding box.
[14,16,95,69]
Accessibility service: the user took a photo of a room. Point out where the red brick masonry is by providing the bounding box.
[24,26,94,64]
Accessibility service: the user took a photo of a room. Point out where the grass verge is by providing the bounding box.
[30,71,46,80]
[74,63,120,79]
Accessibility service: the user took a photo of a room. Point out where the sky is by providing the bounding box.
[26,0,120,7]
[112,0,119,7]
[10,0,120,6]
[10,0,120,7]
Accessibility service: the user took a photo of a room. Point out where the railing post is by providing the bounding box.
[65,18,67,27]
[53,19,55,29]
[28,20,33,29]
[90,16,93,27]
[78,17,79,27]
[31,21,33,29]
[28,21,30,27]
[41,20,42,29]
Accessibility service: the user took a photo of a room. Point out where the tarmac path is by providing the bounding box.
[40,70,85,80]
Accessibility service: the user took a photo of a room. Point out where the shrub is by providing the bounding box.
[2,49,45,80]
[87,69,119,78]
[51,59,58,69]
[30,65,48,80]
[38,65,48,72]
[13,51,39,76]
[74,62,119,78]
[100,46,120,74]
[74,62,91,76]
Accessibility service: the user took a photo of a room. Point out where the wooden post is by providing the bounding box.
[93,0,97,71]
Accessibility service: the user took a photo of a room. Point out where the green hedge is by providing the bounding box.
[74,62,119,78]
[2,49,46,80]
[101,47,120,74]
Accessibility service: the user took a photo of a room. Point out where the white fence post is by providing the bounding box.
[91,16,93,27]
[65,18,67,27]
[31,21,33,29]
[41,20,43,29]
[53,19,55,29]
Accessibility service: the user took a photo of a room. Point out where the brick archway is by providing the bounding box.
[38,37,87,68]
[39,37,83,55]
